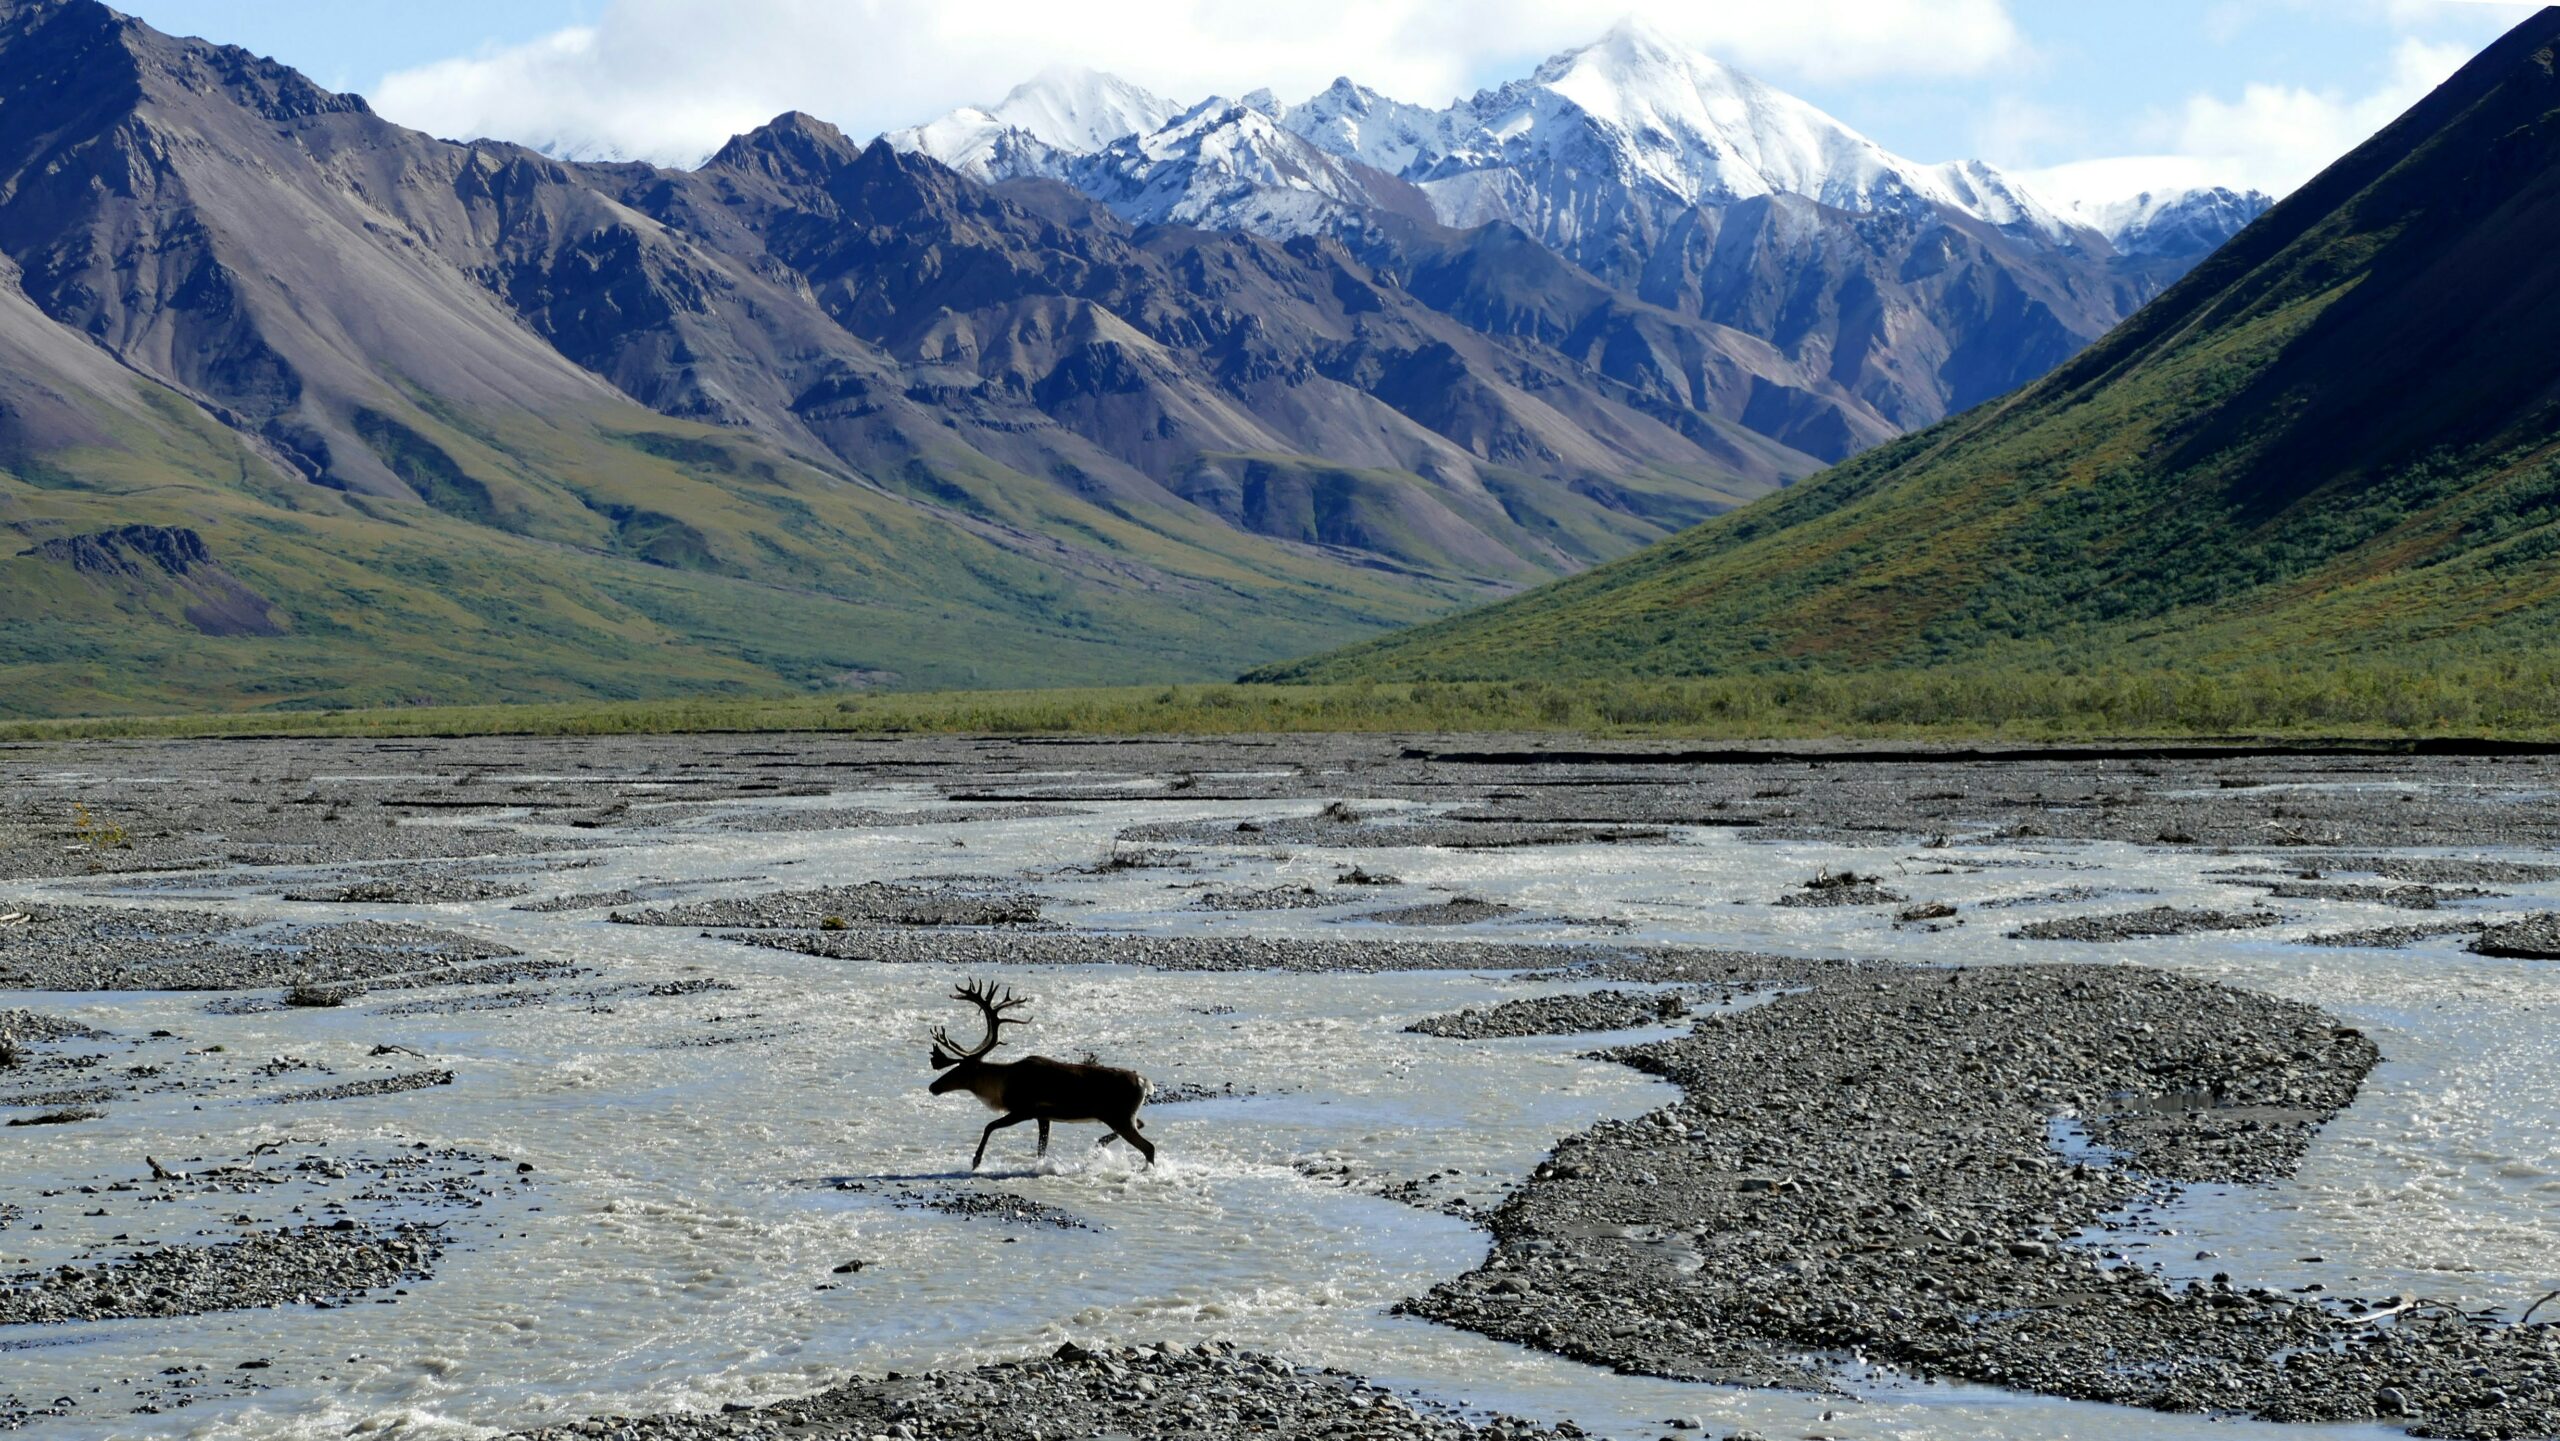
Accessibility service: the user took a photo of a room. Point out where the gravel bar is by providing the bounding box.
[1408,989,1690,1038]
[2472,914,2560,960]
[1406,964,2560,1436]
[2007,905,2282,942]
[731,928,1823,978]
[506,1341,1583,1441]
[0,1223,442,1324]
[612,882,1042,929]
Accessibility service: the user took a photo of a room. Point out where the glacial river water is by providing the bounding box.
[4,782,2555,1439]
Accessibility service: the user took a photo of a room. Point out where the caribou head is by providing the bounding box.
[926,978,1155,1170]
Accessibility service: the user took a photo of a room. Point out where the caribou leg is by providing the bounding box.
[973,1112,1034,1170]
[1104,1115,1156,1166]
[1037,1118,1051,1156]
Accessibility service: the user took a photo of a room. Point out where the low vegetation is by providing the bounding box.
[8,662,2560,744]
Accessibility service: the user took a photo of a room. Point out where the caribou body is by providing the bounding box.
[926,979,1155,1169]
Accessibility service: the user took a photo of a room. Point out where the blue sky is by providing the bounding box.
[114,0,2542,199]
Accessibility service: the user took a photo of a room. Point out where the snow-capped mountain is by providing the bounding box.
[870,24,2275,439]
[1411,19,2071,243]
[2062,186,2275,257]
[1061,96,1411,233]
[1276,78,1454,175]
[885,65,1178,182]
[880,25,2260,262]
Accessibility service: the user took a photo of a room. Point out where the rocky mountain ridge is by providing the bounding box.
[891,21,2275,433]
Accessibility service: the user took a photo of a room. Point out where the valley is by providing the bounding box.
[0,0,2261,716]
[4,734,2558,1438]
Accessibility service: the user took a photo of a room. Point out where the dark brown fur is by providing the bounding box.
[926,980,1155,1168]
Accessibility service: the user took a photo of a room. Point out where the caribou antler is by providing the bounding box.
[930,978,1031,1064]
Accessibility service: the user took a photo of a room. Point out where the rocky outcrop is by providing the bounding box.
[21,525,282,636]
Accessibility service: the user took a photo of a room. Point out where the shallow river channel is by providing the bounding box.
[4,748,2556,1440]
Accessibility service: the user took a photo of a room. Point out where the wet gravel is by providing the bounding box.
[1406,963,2560,1437]
[732,928,1801,978]
[2007,905,2283,942]
[505,1342,1582,1441]
[512,887,650,913]
[263,1068,455,1104]
[0,1007,110,1043]
[1121,813,1671,850]
[1361,896,1526,926]
[684,802,1090,833]
[611,881,1043,929]
[1193,883,1335,912]
[894,1188,1094,1230]
[1773,873,1905,908]
[2316,856,2560,886]
[2255,881,2483,909]
[0,1223,442,1324]
[15,735,2560,880]
[2299,921,2488,949]
[283,874,533,904]
[1408,989,1690,1038]
[2472,914,2560,960]
[0,910,527,991]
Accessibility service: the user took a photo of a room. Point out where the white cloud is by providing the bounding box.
[370,0,2027,166]
[2026,35,2477,204]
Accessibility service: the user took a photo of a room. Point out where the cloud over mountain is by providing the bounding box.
[372,0,2029,167]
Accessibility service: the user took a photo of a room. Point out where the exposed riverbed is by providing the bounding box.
[2,736,2555,1439]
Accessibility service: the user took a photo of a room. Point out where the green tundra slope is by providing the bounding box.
[0,380,1471,715]
[1254,10,2560,685]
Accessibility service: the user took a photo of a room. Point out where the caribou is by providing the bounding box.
[926,979,1155,1169]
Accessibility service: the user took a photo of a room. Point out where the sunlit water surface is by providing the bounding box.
[4,784,2554,1440]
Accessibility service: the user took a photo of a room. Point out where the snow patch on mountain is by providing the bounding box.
[2071,186,2273,256]
[1276,78,1454,175]
[2024,157,2275,256]
[885,66,1177,181]
[1411,19,2071,239]
[1065,97,1397,234]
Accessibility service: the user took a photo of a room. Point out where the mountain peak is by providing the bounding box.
[991,64,1174,151]
[705,110,859,182]
[1591,14,1697,64]
[1276,75,1447,175]
[889,65,1178,181]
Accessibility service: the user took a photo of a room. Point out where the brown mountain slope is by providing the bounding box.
[0,0,1887,714]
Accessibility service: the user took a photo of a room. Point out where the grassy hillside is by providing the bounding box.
[0,376,1477,717]
[1252,12,2560,686]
